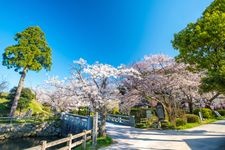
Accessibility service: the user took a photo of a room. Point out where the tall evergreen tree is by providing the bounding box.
[2,26,52,117]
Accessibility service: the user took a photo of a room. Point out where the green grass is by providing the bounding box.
[27,99,51,115]
[73,136,113,150]
[176,117,225,130]
[0,98,51,116]
[0,98,8,103]
[176,122,200,130]
[0,97,53,124]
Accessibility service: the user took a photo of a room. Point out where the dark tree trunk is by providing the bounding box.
[208,93,220,103]
[9,68,27,117]
[99,109,107,137]
[188,102,193,114]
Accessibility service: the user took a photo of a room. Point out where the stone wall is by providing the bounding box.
[0,121,61,140]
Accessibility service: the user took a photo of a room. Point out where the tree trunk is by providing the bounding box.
[188,102,193,114]
[166,104,176,126]
[99,109,107,137]
[9,68,27,117]
[208,93,220,103]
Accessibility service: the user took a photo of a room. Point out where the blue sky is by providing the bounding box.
[0,0,213,89]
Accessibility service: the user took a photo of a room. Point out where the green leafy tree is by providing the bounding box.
[2,26,52,117]
[172,0,225,98]
[8,87,35,113]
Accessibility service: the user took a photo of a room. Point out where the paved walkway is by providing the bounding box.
[101,120,225,150]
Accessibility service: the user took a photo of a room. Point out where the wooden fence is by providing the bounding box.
[25,129,92,150]
[25,112,99,150]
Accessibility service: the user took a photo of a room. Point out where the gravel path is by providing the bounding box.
[101,120,225,150]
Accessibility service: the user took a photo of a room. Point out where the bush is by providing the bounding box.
[161,120,175,129]
[185,114,200,123]
[32,112,48,121]
[8,87,35,112]
[176,118,187,126]
[70,109,78,114]
[130,107,153,123]
[42,106,51,113]
[217,109,225,116]
[193,108,213,119]
[135,123,147,128]
[111,107,120,115]
[71,107,90,116]
[42,103,52,113]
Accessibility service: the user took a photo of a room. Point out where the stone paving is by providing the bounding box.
[101,120,225,150]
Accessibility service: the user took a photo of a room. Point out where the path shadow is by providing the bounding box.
[184,136,225,150]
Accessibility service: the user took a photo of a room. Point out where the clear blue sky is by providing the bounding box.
[0,0,213,89]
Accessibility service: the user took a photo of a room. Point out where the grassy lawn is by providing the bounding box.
[176,117,225,130]
[27,99,51,115]
[0,98,50,116]
[74,136,113,150]
[0,97,53,124]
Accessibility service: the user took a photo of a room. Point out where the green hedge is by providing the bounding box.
[161,120,175,129]
[193,108,213,119]
[185,114,200,123]
[176,118,187,126]
[217,109,225,116]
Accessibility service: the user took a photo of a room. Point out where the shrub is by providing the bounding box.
[161,120,175,129]
[217,109,225,116]
[176,118,187,126]
[147,115,158,126]
[70,109,78,114]
[32,112,48,122]
[135,123,147,128]
[42,106,51,113]
[71,107,90,116]
[185,114,200,123]
[150,121,158,128]
[111,107,120,115]
[8,87,35,112]
[78,107,90,116]
[42,103,52,113]
[130,107,153,123]
[193,108,213,119]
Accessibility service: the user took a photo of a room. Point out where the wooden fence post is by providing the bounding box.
[92,112,98,148]
[67,134,72,150]
[82,130,87,150]
[41,140,47,150]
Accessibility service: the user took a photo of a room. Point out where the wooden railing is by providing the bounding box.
[25,130,92,150]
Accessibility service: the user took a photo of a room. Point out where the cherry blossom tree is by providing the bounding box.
[70,58,139,136]
[40,58,139,136]
[120,55,179,122]
[120,55,203,123]
[121,54,222,121]
[35,78,84,113]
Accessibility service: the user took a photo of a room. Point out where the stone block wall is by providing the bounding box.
[0,121,61,140]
